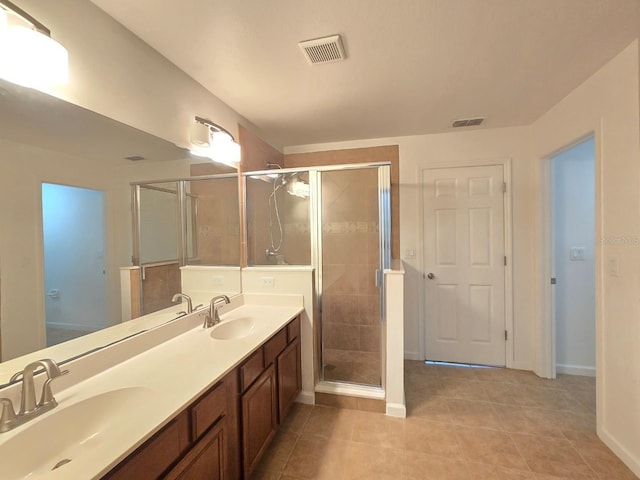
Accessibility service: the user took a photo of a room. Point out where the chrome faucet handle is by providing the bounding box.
[204,295,231,328]
[172,293,193,313]
[11,359,68,415]
[193,304,203,311]
[0,398,16,433]
[38,369,68,408]
[38,359,66,379]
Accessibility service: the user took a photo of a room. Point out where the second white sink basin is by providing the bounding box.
[211,317,256,340]
[0,386,152,480]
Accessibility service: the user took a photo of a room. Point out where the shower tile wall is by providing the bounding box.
[322,169,381,386]
[190,178,240,265]
[141,262,181,315]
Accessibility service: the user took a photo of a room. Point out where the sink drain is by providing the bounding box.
[52,459,72,470]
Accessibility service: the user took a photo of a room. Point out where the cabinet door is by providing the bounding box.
[105,412,190,480]
[165,420,225,480]
[241,364,277,478]
[277,337,302,422]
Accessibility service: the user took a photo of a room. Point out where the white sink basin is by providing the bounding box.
[211,317,256,340]
[0,386,152,479]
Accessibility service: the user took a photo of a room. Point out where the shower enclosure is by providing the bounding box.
[245,163,391,389]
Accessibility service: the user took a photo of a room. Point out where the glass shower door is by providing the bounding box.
[319,166,389,387]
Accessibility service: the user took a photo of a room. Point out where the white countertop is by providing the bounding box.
[0,294,304,480]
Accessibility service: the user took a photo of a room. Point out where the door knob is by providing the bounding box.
[427,273,435,280]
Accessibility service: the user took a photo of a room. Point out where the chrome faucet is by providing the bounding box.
[0,359,68,433]
[203,295,230,328]
[172,293,193,313]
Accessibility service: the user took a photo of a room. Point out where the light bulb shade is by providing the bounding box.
[210,131,241,165]
[0,9,7,32]
[189,121,210,148]
[0,25,68,89]
[287,177,310,198]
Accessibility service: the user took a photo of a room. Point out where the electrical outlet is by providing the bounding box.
[262,276,275,287]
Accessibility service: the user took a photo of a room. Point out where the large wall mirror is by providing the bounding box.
[0,78,241,371]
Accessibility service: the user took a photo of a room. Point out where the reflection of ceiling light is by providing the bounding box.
[0,3,69,91]
[189,116,241,167]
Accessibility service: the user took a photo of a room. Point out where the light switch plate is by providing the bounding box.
[569,247,585,261]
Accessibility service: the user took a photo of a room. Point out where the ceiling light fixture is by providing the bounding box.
[189,116,241,167]
[0,0,69,91]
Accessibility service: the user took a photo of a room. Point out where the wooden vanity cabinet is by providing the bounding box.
[104,411,191,480]
[104,375,233,480]
[164,420,225,480]
[240,315,302,478]
[104,315,301,480]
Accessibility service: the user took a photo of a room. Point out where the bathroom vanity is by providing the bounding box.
[105,315,301,480]
[0,294,304,480]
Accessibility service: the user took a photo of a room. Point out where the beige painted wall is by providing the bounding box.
[530,40,640,476]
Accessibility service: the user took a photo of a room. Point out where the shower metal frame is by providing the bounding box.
[243,162,392,393]
[131,173,238,267]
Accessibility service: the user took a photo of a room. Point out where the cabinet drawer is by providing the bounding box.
[191,381,226,440]
[240,348,264,392]
[287,316,300,343]
[106,411,190,480]
[264,328,287,366]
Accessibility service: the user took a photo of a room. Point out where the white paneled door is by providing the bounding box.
[422,165,506,366]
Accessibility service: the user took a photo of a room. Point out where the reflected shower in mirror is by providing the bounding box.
[0,78,241,366]
[133,176,240,317]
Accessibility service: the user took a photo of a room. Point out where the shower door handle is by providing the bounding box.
[374,269,383,287]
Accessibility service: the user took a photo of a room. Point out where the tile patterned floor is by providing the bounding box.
[251,361,638,479]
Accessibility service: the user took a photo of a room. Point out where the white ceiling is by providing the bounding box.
[90,0,640,148]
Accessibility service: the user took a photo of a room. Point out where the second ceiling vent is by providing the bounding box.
[298,34,346,65]
[452,117,485,128]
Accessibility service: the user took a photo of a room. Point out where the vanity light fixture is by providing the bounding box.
[189,116,241,167]
[0,0,69,91]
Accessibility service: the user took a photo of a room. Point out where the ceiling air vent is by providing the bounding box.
[298,34,346,65]
[452,117,485,128]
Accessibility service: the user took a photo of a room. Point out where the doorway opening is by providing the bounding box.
[549,137,596,377]
[42,182,107,346]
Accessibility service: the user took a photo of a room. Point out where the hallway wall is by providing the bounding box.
[552,138,596,376]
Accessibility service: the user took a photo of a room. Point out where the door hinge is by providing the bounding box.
[505,330,508,341]
[551,277,557,285]
[504,256,507,266]
[502,182,507,193]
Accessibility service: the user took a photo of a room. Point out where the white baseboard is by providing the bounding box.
[386,402,406,418]
[556,364,596,377]
[510,360,533,371]
[600,427,640,477]
[296,390,315,405]
[404,351,421,361]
